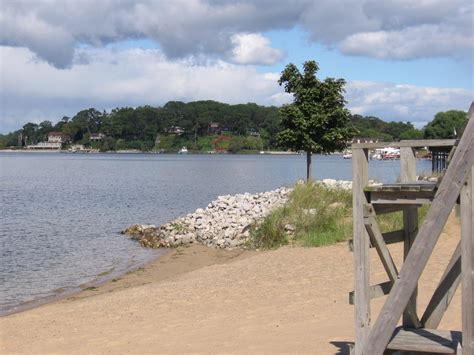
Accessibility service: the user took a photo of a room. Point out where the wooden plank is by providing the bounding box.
[421,242,461,329]
[352,148,370,355]
[401,147,417,183]
[365,211,421,328]
[365,182,437,192]
[348,229,405,252]
[383,229,406,245]
[369,190,435,204]
[401,146,419,329]
[386,327,462,353]
[403,206,419,328]
[363,102,474,355]
[352,139,456,149]
[349,281,392,305]
[364,215,399,283]
[461,166,473,354]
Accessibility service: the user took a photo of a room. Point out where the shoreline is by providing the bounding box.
[0,213,461,353]
[1,244,252,318]
[0,248,167,317]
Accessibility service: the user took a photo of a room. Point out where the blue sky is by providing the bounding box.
[261,27,472,90]
[1,0,472,133]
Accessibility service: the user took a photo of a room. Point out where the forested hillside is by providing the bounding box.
[0,100,467,152]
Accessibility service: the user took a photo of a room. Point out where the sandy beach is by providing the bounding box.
[0,213,462,354]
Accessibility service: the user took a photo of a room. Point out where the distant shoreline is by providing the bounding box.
[0,149,304,155]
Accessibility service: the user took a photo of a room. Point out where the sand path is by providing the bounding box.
[0,213,462,354]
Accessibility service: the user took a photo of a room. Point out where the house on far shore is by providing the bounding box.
[249,128,260,137]
[27,141,62,149]
[167,126,185,135]
[351,137,383,144]
[208,122,220,134]
[27,132,68,150]
[48,132,68,143]
[90,133,106,141]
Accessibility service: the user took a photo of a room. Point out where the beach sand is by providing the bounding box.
[0,213,462,354]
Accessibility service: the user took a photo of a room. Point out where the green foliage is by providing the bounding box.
[249,207,289,249]
[0,130,22,148]
[250,183,430,250]
[250,184,352,249]
[1,98,463,153]
[424,110,468,139]
[277,61,355,154]
[350,114,423,141]
[377,205,429,233]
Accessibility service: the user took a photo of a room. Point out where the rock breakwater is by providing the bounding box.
[122,180,358,250]
[122,187,292,249]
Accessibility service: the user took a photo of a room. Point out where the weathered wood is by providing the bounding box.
[352,148,370,355]
[352,139,456,149]
[364,211,421,328]
[364,216,399,283]
[369,190,436,205]
[386,327,462,354]
[363,102,474,355]
[403,207,419,328]
[382,229,406,245]
[421,242,461,329]
[348,229,405,252]
[365,181,438,192]
[349,281,392,305]
[400,147,417,182]
[401,146,419,329]
[461,166,473,354]
[365,182,437,192]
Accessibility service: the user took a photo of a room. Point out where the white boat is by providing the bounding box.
[343,152,352,159]
[178,146,188,154]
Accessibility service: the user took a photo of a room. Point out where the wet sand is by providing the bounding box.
[0,213,462,354]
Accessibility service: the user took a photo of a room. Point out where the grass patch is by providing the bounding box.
[250,183,430,250]
[377,205,429,233]
[250,183,352,249]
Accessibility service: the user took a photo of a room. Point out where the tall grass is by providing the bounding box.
[250,183,352,248]
[250,183,430,249]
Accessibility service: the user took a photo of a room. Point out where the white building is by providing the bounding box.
[48,132,67,143]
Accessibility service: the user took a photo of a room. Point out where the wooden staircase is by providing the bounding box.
[350,102,473,354]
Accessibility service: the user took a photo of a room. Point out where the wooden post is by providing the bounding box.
[307,151,312,182]
[352,148,369,355]
[461,166,473,354]
[363,103,474,355]
[400,146,419,329]
[400,147,417,183]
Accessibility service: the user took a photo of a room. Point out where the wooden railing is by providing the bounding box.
[351,103,473,354]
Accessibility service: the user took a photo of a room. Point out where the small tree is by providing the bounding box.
[277,60,355,181]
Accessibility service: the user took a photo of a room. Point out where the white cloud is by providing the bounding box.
[0,45,288,132]
[230,33,283,65]
[340,25,473,60]
[1,45,471,133]
[345,80,473,126]
[0,0,472,68]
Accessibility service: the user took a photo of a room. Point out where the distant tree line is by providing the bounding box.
[0,100,469,151]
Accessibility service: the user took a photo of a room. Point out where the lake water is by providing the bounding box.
[0,152,432,315]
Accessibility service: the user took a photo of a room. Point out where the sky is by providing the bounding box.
[0,0,473,133]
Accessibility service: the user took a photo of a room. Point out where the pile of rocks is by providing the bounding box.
[318,179,353,190]
[122,187,292,249]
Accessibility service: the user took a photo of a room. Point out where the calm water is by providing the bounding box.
[0,152,432,315]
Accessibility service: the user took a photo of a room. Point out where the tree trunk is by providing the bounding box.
[306,150,312,182]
